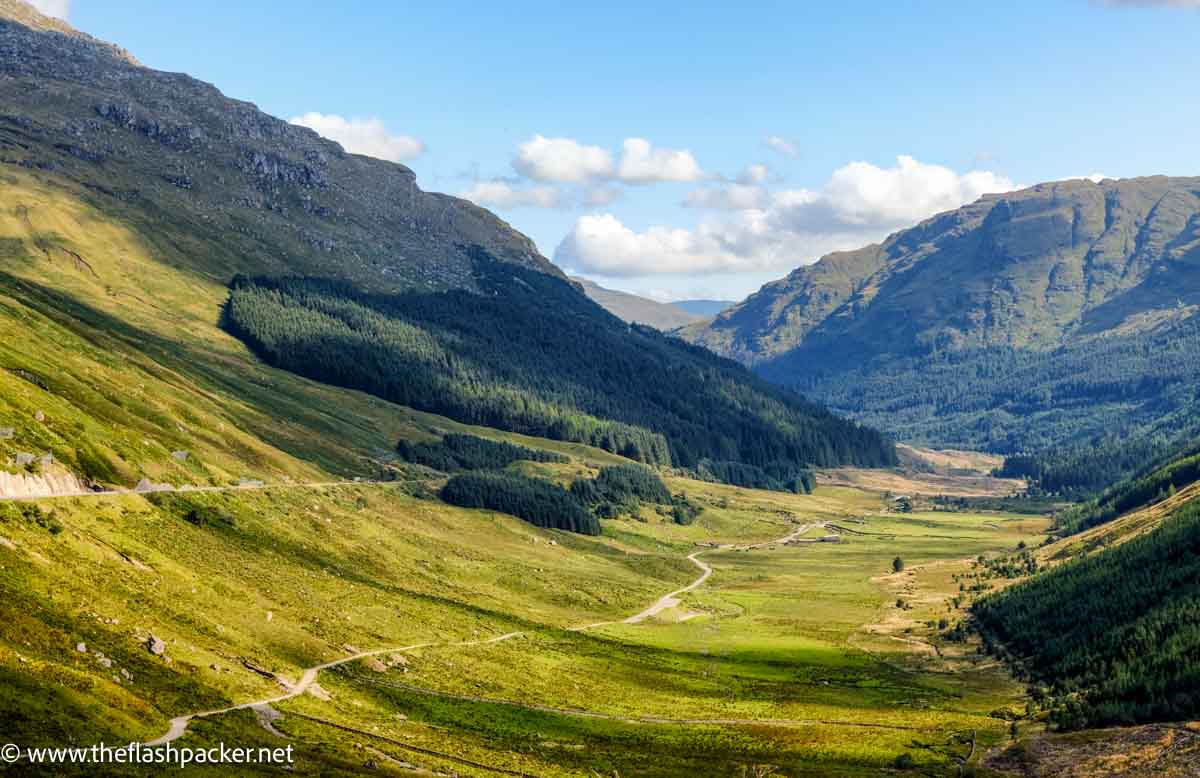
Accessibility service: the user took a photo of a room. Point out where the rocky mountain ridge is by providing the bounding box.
[685,176,1200,367]
[0,0,558,293]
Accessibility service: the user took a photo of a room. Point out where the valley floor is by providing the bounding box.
[0,453,1051,776]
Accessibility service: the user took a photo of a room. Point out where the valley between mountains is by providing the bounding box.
[2,2,1200,777]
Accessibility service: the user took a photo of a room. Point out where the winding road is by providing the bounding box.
[142,521,823,745]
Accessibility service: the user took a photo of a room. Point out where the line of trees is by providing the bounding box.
[694,459,815,494]
[1055,441,1200,536]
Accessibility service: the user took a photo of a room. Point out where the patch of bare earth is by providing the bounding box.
[986,722,1200,777]
[818,466,1025,498]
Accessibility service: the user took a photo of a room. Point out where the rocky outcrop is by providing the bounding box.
[0,464,85,498]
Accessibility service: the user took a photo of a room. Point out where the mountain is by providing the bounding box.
[672,299,735,317]
[682,177,1200,493]
[0,2,893,493]
[571,276,703,330]
[0,1,558,297]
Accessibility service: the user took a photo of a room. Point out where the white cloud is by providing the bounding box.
[1077,172,1109,182]
[684,183,766,211]
[616,138,706,183]
[557,213,766,276]
[507,134,708,187]
[28,0,69,18]
[766,135,800,158]
[557,155,1019,277]
[513,135,614,182]
[289,113,424,162]
[772,155,1016,232]
[459,180,565,209]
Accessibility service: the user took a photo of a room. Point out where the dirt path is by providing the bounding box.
[141,521,820,745]
[145,633,522,745]
[571,521,821,631]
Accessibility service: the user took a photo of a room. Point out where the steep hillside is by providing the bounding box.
[0,2,554,295]
[683,177,1200,492]
[0,3,894,489]
[572,276,702,330]
[974,492,1200,730]
[964,441,1200,733]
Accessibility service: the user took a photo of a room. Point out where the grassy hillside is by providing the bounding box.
[683,177,1200,495]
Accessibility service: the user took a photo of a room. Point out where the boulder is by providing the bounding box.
[147,635,166,656]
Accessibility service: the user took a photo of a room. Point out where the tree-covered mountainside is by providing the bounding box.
[973,495,1200,730]
[682,177,1200,494]
[224,269,897,475]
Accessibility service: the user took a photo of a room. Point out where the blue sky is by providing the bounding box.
[45,0,1200,300]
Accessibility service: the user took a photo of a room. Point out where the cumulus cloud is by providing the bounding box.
[615,138,706,183]
[28,0,69,19]
[766,135,800,158]
[772,155,1016,232]
[557,155,1019,277]
[513,135,614,182]
[508,134,707,186]
[289,113,424,162]
[459,180,565,209]
[557,213,771,275]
